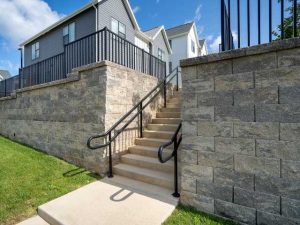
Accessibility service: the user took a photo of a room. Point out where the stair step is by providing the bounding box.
[167,103,181,108]
[152,118,181,124]
[168,99,181,104]
[143,130,174,139]
[147,124,178,132]
[128,145,173,158]
[156,112,181,118]
[114,164,173,189]
[135,138,173,148]
[161,107,181,113]
[121,154,173,173]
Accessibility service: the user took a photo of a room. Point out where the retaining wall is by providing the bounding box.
[180,38,300,225]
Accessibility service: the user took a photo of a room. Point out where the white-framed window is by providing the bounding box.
[191,40,195,53]
[169,40,172,49]
[158,48,165,61]
[31,42,40,60]
[111,18,126,38]
[63,22,75,44]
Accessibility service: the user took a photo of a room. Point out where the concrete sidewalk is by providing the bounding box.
[18,176,178,225]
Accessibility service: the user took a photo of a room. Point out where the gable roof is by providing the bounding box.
[143,26,172,54]
[20,0,140,47]
[0,70,11,80]
[166,22,194,38]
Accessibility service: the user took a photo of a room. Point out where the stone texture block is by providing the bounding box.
[256,104,300,123]
[256,139,300,161]
[181,175,197,193]
[181,191,215,214]
[197,180,233,202]
[180,149,197,165]
[234,87,278,105]
[215,105,254,122]
[214,168,254,190]
[256,66,300,88]
[197,60,232,77]
[280,86,300,104]
[282,197,300,220]
[198,122,233,137]
[197,91,233,106]
[182,66,197,81]
[233,53,277,73]
[282,160,300,179]
[277,48,300,67]
[256,175,300,200]
[215,199,256,225]
[183,77,214,93]
[182,92,197,108]
[280,123,300,141]
[198,151,233,169]
[182,121,197,136]
[235,155,280,177]
[234,187,280,214]
[215,72,254,92]
[234,122,279,139]
[182,136,214,152]
[257,211,300,225]
[182,107,214,121]
[181,163,213,182]
[215,137,255,156]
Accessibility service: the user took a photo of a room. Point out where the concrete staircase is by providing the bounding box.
[113,91,182,190]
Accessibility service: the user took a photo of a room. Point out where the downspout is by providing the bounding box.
[92,0,99,62]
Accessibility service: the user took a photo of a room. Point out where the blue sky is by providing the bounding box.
[0,0,293,75]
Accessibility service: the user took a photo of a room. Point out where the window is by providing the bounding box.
[158,48,165,61]
[111,18,126,38]
[31,42,40,60]
[63,22,75,44]
[169,40,172,49]
[191,40,195,53]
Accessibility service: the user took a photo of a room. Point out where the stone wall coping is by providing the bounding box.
[180,37,300,67]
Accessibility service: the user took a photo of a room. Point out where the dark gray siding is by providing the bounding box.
[24,8,96,67]
[98,0,135,43]
[152,31,170,74]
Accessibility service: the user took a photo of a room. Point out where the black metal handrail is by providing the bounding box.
[87,67,180,178]
[158,122,182,198]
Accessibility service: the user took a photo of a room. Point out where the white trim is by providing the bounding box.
[144,26,172,54]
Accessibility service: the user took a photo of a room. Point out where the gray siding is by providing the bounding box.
[24,8,96,67]
[152,31,170,74]
[98,0,135,43]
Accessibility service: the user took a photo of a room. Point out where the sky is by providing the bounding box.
[0,0,293,75]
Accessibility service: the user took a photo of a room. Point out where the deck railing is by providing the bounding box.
[221,0,299,51]
[0,27,166,97]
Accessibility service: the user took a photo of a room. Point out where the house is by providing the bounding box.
[144,26,172,74]
[19,0,170,73]
[199,39,208,56]
[0,70,11,81]
[166,22,207,71]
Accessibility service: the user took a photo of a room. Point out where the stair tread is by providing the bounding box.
[122,154,173,166]
[144,130,174,134]
[114,164,172,181]
[148,124,178,127]
[136,137,170,142]
[129,145,173,152]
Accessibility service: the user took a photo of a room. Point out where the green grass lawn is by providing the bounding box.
[0,136,99,225]
[164,205,236,225]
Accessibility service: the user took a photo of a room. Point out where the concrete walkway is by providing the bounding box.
[18,176,178,225]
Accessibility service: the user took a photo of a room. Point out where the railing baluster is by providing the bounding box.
[269,0,272,42]
[139,102,143,138]
[172,137,180,198]
[221,0,225,51]
[247,0,250,46]
[237,0,240,48]
[258,0,261,44]
[294,0,298,37]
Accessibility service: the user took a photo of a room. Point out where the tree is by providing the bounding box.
[273,0,300,39]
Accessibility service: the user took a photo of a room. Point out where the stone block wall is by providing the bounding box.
[0,61,160,175]
[180,38,300,225]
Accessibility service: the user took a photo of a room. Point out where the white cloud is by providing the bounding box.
[133,6,140,14]
[209,35,221,53]
[194,4,202,22]
[0,0,63,47]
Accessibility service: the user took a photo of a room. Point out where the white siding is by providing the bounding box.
[187,28,199,58]
[134,37,150,52]
[169,35,188,69]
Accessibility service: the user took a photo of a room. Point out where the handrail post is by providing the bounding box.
[108,131,113,178]
[104,27,108,60]
[142,49,145,74]
[4,79,7,97]
[176,67,179,91]
[221,0,225,51]
[139,102,143,138]
[163,79,167,108]
[172,137,180,198]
